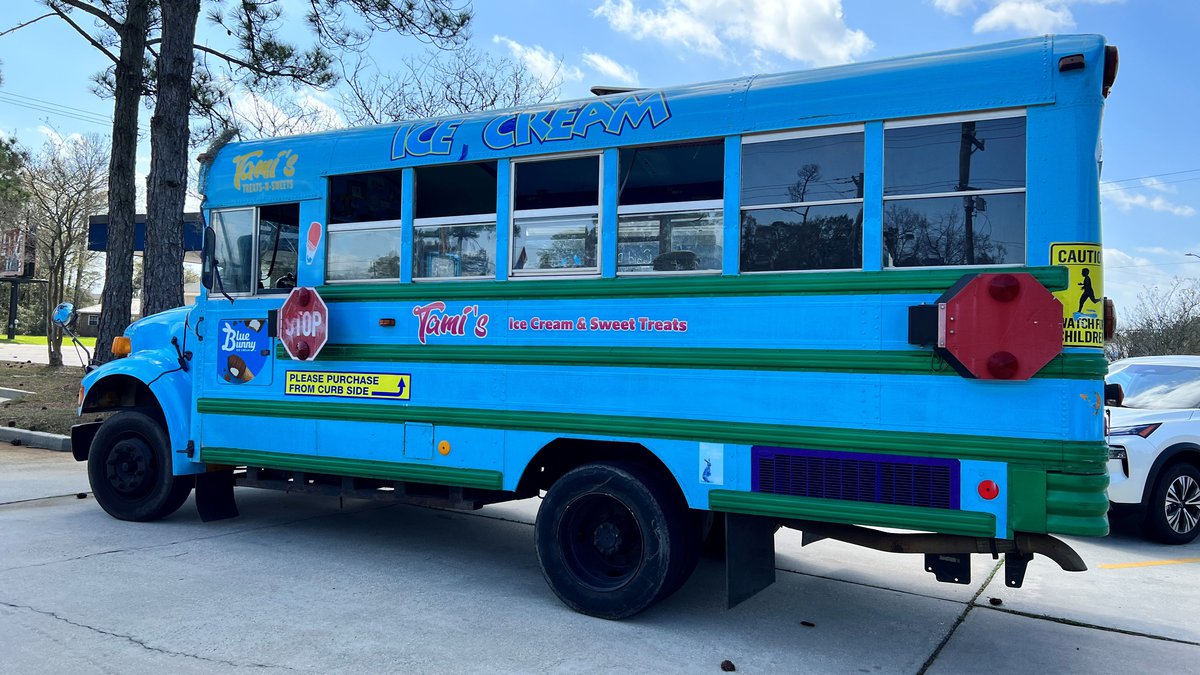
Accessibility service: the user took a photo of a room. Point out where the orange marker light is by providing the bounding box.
[111,336,132,356]
[438,440,451,456]
[978,480,1000,501]
[379,318,396,327]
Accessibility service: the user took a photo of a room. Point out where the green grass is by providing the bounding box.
[0,334,97,348]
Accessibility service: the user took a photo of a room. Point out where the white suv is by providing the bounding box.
[1106,356,1200,544]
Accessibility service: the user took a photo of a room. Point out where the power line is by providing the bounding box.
[1108,260,1200,270]
[0,90,151,132]
[1101,167,1200,186]
[1100,175,1200,193]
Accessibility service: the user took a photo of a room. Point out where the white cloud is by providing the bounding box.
[1134,246,1181,257]
[1104,185,1196,217]
[593,0,873,66]
[594,0,724,58]
[1103,246,1176,312]
[1139,176,1176,194]
[931,0,977,14]
[230,90,344,138]
[974,1,1073,33]
[929,1,1121,35]
[36,125,83,151]
[582,52,640,86]
[494,36,584,87]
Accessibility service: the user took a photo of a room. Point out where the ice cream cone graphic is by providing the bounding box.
[306,221,322,265]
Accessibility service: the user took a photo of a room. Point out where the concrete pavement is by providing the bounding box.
[2,444,1197,674]
[0,342,53,365]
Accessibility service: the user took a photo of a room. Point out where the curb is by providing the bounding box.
[0,426,71,453]
[0,387,32,400]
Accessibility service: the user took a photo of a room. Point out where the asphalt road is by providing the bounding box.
[0,342,78,366]
[2,444,1197,674]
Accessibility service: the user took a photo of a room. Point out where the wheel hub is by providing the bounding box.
[105,438,154,497]
[561,493,644,591]
[1165,474,1200,535]
[593,521,623,555]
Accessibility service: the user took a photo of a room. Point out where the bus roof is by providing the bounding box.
[201,34,1108,208]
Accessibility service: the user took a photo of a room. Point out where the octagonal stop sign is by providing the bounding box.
[937,273,1064,380]
[909,273,1064,381]
[279,287,328,361]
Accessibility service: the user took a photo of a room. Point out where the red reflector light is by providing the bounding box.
[987,274,1021,302]
[986,351,1019,379]
[978,480,999,501]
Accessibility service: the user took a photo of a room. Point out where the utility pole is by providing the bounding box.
[958,122,985,265]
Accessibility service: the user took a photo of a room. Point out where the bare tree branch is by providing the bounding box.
[49,0,121,32]
[47,7,120,65]
[0,12,57,38]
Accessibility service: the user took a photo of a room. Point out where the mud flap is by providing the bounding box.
[195,469,239,522]
[1005,551,1034,588]
[70,422,102,462]
[924,553,972,584]
[725,513,776,609]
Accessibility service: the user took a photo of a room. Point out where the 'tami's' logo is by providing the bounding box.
[232,149,299,193]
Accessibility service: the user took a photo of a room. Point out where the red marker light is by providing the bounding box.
[987,274,1021,302]
[978,480,999,500]
[379,318,396,327]
[986,351,1019,379]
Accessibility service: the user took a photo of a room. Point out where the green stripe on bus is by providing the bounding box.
[275,344,1107,380]
[316,266,1070,302]
[200,447,504,490]
[707,490,997,538]
[196,398,1106,469]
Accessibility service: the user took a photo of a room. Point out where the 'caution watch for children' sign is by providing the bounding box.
[1050,243,1104,348]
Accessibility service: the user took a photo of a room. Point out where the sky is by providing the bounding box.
[0,0,1197,311]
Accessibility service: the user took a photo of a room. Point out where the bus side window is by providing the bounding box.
[211,208,256,294]
[257,203,300,293]
[413,161,498,280]
[616,141,724,275]
[740,128,864,272]
[882,115,1026,267]
[326,171,403,282]
[511,155,601,276]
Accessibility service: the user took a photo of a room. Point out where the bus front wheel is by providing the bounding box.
[87,410,193,522]
[535,462,695,619]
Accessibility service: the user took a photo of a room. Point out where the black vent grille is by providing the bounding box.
[752,446,959,510]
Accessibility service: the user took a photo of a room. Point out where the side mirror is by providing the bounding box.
[1104,382,1124,407]
[201,225,216,290]
[51,302,76,328]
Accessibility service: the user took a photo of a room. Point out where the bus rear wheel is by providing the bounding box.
[87,410,193,522]
[535,462,696,619]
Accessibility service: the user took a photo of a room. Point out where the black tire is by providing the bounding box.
[535,463,698,619]
[1143,463,1200,545]
[87,410,194,522]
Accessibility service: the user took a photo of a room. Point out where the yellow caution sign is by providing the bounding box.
[1050,243,1104,348]
[285,371,410,400]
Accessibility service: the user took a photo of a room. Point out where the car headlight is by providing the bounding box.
[1108,423,1161,438]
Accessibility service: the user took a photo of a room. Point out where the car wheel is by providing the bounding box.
[88,410,194,522]
[535,462,697,619]
[1143,463,1200,545]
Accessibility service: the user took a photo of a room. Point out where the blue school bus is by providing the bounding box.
[70,35,1117,618]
